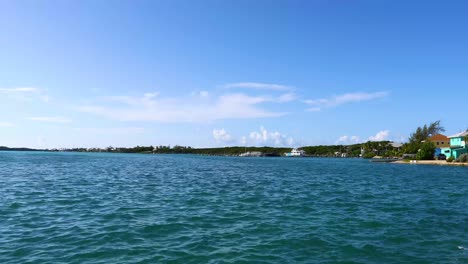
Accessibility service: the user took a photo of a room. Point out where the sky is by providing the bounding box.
[1,0,467,149]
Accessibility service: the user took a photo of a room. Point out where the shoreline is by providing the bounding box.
[393,160,468,167]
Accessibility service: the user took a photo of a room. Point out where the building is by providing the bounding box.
[390,142,403,151]
[440,131,468,159]
[428,134,450,148]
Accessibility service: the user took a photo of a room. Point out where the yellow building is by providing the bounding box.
[428,134,450,147]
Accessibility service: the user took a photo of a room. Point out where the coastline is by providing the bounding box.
[393,160,468,167]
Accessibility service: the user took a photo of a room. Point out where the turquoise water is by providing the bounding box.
[0,152,467,263]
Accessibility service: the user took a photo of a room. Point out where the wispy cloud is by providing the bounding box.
[224,82,294,91]
[305,91,388,112]
[78,92,288,123]
[0,87,50,102]
[0,122,14,127]
[27,116,72,123]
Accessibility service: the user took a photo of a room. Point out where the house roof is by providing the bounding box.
[429,134,449,141]
[448,131,468,138]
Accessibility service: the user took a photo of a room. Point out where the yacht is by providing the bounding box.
[285,148,305,157]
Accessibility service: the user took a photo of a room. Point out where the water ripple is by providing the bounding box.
[0,152,467,263]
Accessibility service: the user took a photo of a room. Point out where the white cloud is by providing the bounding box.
[336,130,391,144]
[78,92,288,123]
[212,128,233,143]
[27,116,72,123]
[248,126,294,146]
[368,130,390,141]
[0,122,14,127]
[336,135,361,145]
[305,91,388,111]
[0,87,50,102]
[224,82,294,91]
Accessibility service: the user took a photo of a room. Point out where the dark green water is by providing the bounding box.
[0,151,467,263]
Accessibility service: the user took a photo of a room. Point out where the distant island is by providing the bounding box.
[0,142,394,158]
[0,146,42,152]
[2,121,466,163]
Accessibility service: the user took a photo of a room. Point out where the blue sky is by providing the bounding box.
[1,0,467,148]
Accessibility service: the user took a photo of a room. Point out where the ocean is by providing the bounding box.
[0,151,466,263]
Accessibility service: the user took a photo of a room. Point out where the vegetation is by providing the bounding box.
[62,146,156,153]
[301,144,359,157]
[447,156,455,163]
[1,140,401,157]
[456,153,468,163]
[408,120,445,143]
[62,145,291,156]
[198,141,398,158]
[403,120,445,154]
[154,146,291,156]
[54,142,392,157]
[301,141,399,158]
[361,141,393,157]
[0,146,41,151]
[363,152,376,159]
[416,141,436,160]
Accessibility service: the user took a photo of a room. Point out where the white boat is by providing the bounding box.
[285,148,305,157]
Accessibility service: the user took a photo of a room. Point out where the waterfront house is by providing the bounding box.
[428,134,450,148]
[390,142,403,151]
[440,131,468,159]
[427,134,450,156]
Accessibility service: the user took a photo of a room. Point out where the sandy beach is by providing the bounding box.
[393,160,468,167]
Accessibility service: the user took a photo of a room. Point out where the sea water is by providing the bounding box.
[0,151,466,263]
